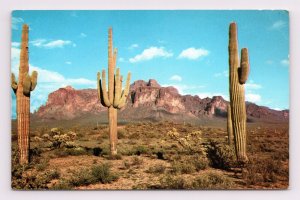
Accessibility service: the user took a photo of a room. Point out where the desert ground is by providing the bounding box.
[11,118,288,190]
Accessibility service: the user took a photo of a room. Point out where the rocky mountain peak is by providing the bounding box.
[147,79,161,87]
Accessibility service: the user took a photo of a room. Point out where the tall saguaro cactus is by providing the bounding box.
[11,24,38,165]
[228,22,250,163]
[97,28,131,156]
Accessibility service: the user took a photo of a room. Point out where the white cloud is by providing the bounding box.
[65,61,72,65]
[280,59,289,66]
[43,40,72,48]
[271,20,287,30]
[30,39,75,49]
[31,39,47,47]
[11,47,95,113]
[214,70,228,78]
[11,47,20,62]
[246,93,261,103]
[12,17,24,30]
[245,83,262,90]
[80,33,87,38]
[170,75,182,82]
[11,42,20,47]
[129,46,173,63]
[178,47,209,60]
[129,44,139,50]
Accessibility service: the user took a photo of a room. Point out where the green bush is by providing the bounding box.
[171,161,195,174]
[192,156,209,171]
[117,129,127,139]
[36,159,49,171]
[134,145,149,155]
[68,168,94,187]
[242,157,288,186]
[206,141,236,170]
[158,175,189,189]
[191,172,235,189]
[68,163,118,187]
[147,164,166,174]
[131,156,143,166]
[91,163,118,184]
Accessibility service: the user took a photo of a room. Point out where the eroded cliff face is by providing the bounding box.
[35,79,288,122]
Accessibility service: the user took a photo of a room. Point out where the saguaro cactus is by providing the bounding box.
[97,27,131,156]
[227,104,233,145]
[11,24,38,165]
[228,22,250,163]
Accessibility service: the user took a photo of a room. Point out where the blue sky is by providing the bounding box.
[11,10,289,118]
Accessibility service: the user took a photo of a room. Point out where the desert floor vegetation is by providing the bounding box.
[11,120,288,190]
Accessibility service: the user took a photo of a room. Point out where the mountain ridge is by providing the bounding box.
[35,79,289,123]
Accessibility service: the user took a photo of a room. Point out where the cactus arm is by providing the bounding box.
[113,68,122,107]
[117,72,131,108]
[97,72,102,101]
[22,72,32,96]
[238,48,250,84]
[30,71,38,91]
[100,70,111,107]
[11,73,18,93]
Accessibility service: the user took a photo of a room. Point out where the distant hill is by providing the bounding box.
[34,79,289,123]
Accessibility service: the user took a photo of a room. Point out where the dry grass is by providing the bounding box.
[11,120,289,190]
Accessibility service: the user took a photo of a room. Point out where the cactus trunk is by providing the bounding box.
[17,90,30,165]
[11,24,38,165]
[109,106,118,155]
[97,27,131,156]
[227,104,233,145]
[228,22,249,163]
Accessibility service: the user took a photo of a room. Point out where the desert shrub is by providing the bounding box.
[12,169,60,190]
[36,158,49,171]
[133,145,149,155]
[100,146,110,156]
[131,156,143,166]
[29,147,42,160]
[242,157,288,186]
[206,141,236,170]
[147,164,166,174]
[191,172,235,189]
[47,169,60,179]
[123,160,131,169]
[68,163,118,187]
[52,179,72,190]
[65,147,87,156]
[117,129,127,139]
[271,148,289,161]
[171,160,195,174]
[158,175,190,189]
[167,128,205,155]
[42,128,77,149]
[192,156,209,171]
[108,154,122,160]
[91,163,118,184]
[68,168,94,187]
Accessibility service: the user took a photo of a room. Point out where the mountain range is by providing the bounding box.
[34,79,289,123]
